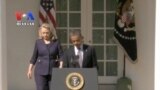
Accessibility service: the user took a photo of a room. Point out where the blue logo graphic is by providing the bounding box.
[15,11,35,26]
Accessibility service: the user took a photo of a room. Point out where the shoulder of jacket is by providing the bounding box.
[36,39,42,42]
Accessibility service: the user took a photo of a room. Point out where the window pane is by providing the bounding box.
[56,13,67,27]
[92,30,104,44]
[94,46,104,60]
[106,29,115,44]
[93,0,104,11]
[57,29,67,43]
[98,62,104,76]
[106,62,117,76]
[106,13,115,27]
[69,13,81,27]
[69,45,74,48]
[56,0,67,11]
[106,0,117,11]
[106,46,117,60]
[69,0,81,11]
[93,13,104,27]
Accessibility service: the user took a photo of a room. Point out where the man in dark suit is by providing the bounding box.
[61,30,98,68]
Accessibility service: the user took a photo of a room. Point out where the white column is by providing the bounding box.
[0,0,7,89]
[155,0,160,90]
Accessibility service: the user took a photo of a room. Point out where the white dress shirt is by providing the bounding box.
[74,45,83,67]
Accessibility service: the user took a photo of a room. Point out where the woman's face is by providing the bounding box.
[41,27,51,40]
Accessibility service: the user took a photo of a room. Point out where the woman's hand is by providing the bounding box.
[27,69,32,79]
[59,61,63,69]
[27,64,34,79]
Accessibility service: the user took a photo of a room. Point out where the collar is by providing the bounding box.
[74,45,83,55]
[74,44,83,50]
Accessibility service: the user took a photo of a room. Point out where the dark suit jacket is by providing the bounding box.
[62,44,98,68]
[30,39,63,75]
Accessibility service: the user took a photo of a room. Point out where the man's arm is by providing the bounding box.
[91,47,98,69]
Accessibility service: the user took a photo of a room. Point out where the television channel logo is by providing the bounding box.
[15,11,35,26]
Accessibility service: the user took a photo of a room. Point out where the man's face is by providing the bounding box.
[70,35,83,48]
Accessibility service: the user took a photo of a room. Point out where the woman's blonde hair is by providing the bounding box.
[38,23,56,40]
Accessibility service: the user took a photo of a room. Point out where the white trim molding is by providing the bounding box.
[155,0,160,90]
[0,0,7,89]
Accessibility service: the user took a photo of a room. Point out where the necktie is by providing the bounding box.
[77,49,83,67]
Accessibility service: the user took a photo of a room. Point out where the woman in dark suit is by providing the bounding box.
[27,23,63,90]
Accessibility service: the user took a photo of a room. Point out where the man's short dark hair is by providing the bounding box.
[69,30,82,38]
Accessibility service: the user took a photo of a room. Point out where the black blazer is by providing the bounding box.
[62,44,98,68]
[30,39,63,75]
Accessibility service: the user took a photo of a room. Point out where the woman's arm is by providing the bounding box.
[27,64,34,79]
[57,40,64,68]
[27,40,38,79]
[30,40,38,64]
[57,40,63,58]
